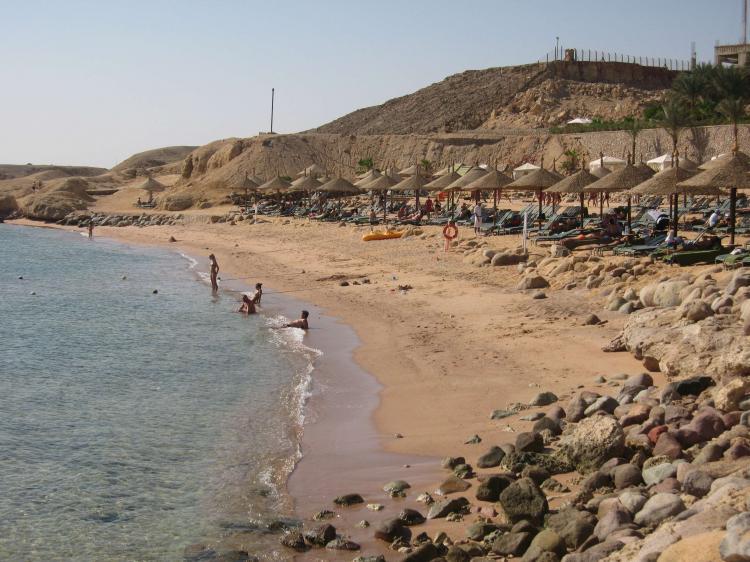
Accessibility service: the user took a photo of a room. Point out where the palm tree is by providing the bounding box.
[713,65,750,101]
[420,159,433,176]
[623,117,643,163]
[672,71,705,118]
[717,97,746,149]
[659,95,691,157]
[357,157,374,173]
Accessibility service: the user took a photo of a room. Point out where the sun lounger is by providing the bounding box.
[659,248,727,266]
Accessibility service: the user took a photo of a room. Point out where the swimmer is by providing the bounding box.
[284,310,309,330]
[252,282,263,305]
[208,254,219,292]
[238,294,256,314]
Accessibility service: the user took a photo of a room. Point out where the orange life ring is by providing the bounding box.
[443,224,458,240]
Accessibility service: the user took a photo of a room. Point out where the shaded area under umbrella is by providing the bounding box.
[463,169,513,227]
[583,162,654,231]
[678,150,750,246]
[364,174,398,222]
[546,168,598,228]
[507,166,560,228]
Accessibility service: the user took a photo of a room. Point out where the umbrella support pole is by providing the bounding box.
[538,190,543,229]
[580,193,585,229]
[672,193,679,237]
[627,196,632,233]
[493,189,498,228]
[730,187,737,247]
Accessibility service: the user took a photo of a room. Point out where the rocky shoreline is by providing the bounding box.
[272,267,750,562]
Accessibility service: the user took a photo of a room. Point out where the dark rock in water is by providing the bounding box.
[476,474,514,502]
[492,531,533,556]
[400,543,440,562]
[498,477,548,524]
[184,544,217,561]
[383,480,411,493]
[440,457,465,470]
[477,446,505,468]
[374,517,410,543]
[398,508,426,526]
[353,557,386,562]
[325,538,360,550]
[516,432,544,453]
[427,497,470,519]
[333,493,364,506]
[312,509,335,520]
[213,551,256,562]
[453,463,473,478]
[303,523,336,546]
[533,416,561,436]
[279,531,308,552]
[660,376,715,403]
[439,475,471,494]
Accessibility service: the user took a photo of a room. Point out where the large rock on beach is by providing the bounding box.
[634,493,685,526]
[303,524,336,546]
[556,416,625,473]
[427,497,470,520]
[498,477,548,524]
[477,446,505,468]
[721,511,750,562]
[518,275,550,290]
[0,194,19,219]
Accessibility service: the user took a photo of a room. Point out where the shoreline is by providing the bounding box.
[7,219,443,559]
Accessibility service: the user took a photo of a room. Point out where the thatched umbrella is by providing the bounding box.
[391,173,428,209]
[355,169,382,187]
[506,166,561,227]
[257,176,292,194]
[317,177,360,197]
[234,173,259,211]
[463,169,513,226]
[425,170,461,213]
[678,150,750,245]
[365,174,398,221]
[590,165,612,179]
[288,175,322,193]
[398,164,419,176]
[546,168,598,228]
[698,153,730,170]
[584,163,654,230]
[138,176,166,204]
[296,163,326,178]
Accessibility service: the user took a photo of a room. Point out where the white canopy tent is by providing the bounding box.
[512,162,541,180]
[646,153,698,172]
[567,117,593,125]
[589,156,626,173]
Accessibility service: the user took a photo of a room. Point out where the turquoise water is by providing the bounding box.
[0,225,314,561]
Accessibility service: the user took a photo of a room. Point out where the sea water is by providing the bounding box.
[0,225,315,561]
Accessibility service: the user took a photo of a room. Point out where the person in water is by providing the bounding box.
[252,282,263,305]
[285,310,309,330]
[238,294,256,314]
[209,254,219,292]
[87,221,94,240]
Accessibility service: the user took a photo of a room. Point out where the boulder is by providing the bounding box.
[594,503,632,541]
[325,538,360,550]
[556,416,625,473]
[720,511,750,562]
[398,508,426,526]
[531,392,559,406]
[634,493,685,526]
[384,480,411,493]
[681,300,715,323]
[477,446,505,468]
[333,493,364,506]
[715,378,750,412]
[521,529,566,560]
[682,469,714,498]
[303,524,336,546]
[400,543,440,562]
[518,275,550,290]
[498,477,549,524]
[618,490,647,514]
[516,432,545,453]
[476,474,513,502]
[280,531,308,552]
[373,518,408,543]
[613,463,643,489]
[584,396,619,417]
[643,462,677,486]
[492,532,533,556]
[438,475,471,495]
[427,497,470,520]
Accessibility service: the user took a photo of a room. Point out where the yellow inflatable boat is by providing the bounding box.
[362,230,404,241]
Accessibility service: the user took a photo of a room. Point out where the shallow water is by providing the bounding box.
[0,225,315,561]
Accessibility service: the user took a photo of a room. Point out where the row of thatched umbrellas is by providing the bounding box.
[140,150,749,245]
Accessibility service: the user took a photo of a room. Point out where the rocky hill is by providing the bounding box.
[314,61,675,135]
[111,145,197,175]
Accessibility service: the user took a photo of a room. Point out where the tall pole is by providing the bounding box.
[271,88,276,133]
[744,0,748,45]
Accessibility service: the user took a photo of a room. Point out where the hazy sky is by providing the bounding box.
[1,0,743,168]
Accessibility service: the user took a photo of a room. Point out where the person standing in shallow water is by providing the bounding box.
[87,221,94,240]
[209,254,219,292]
